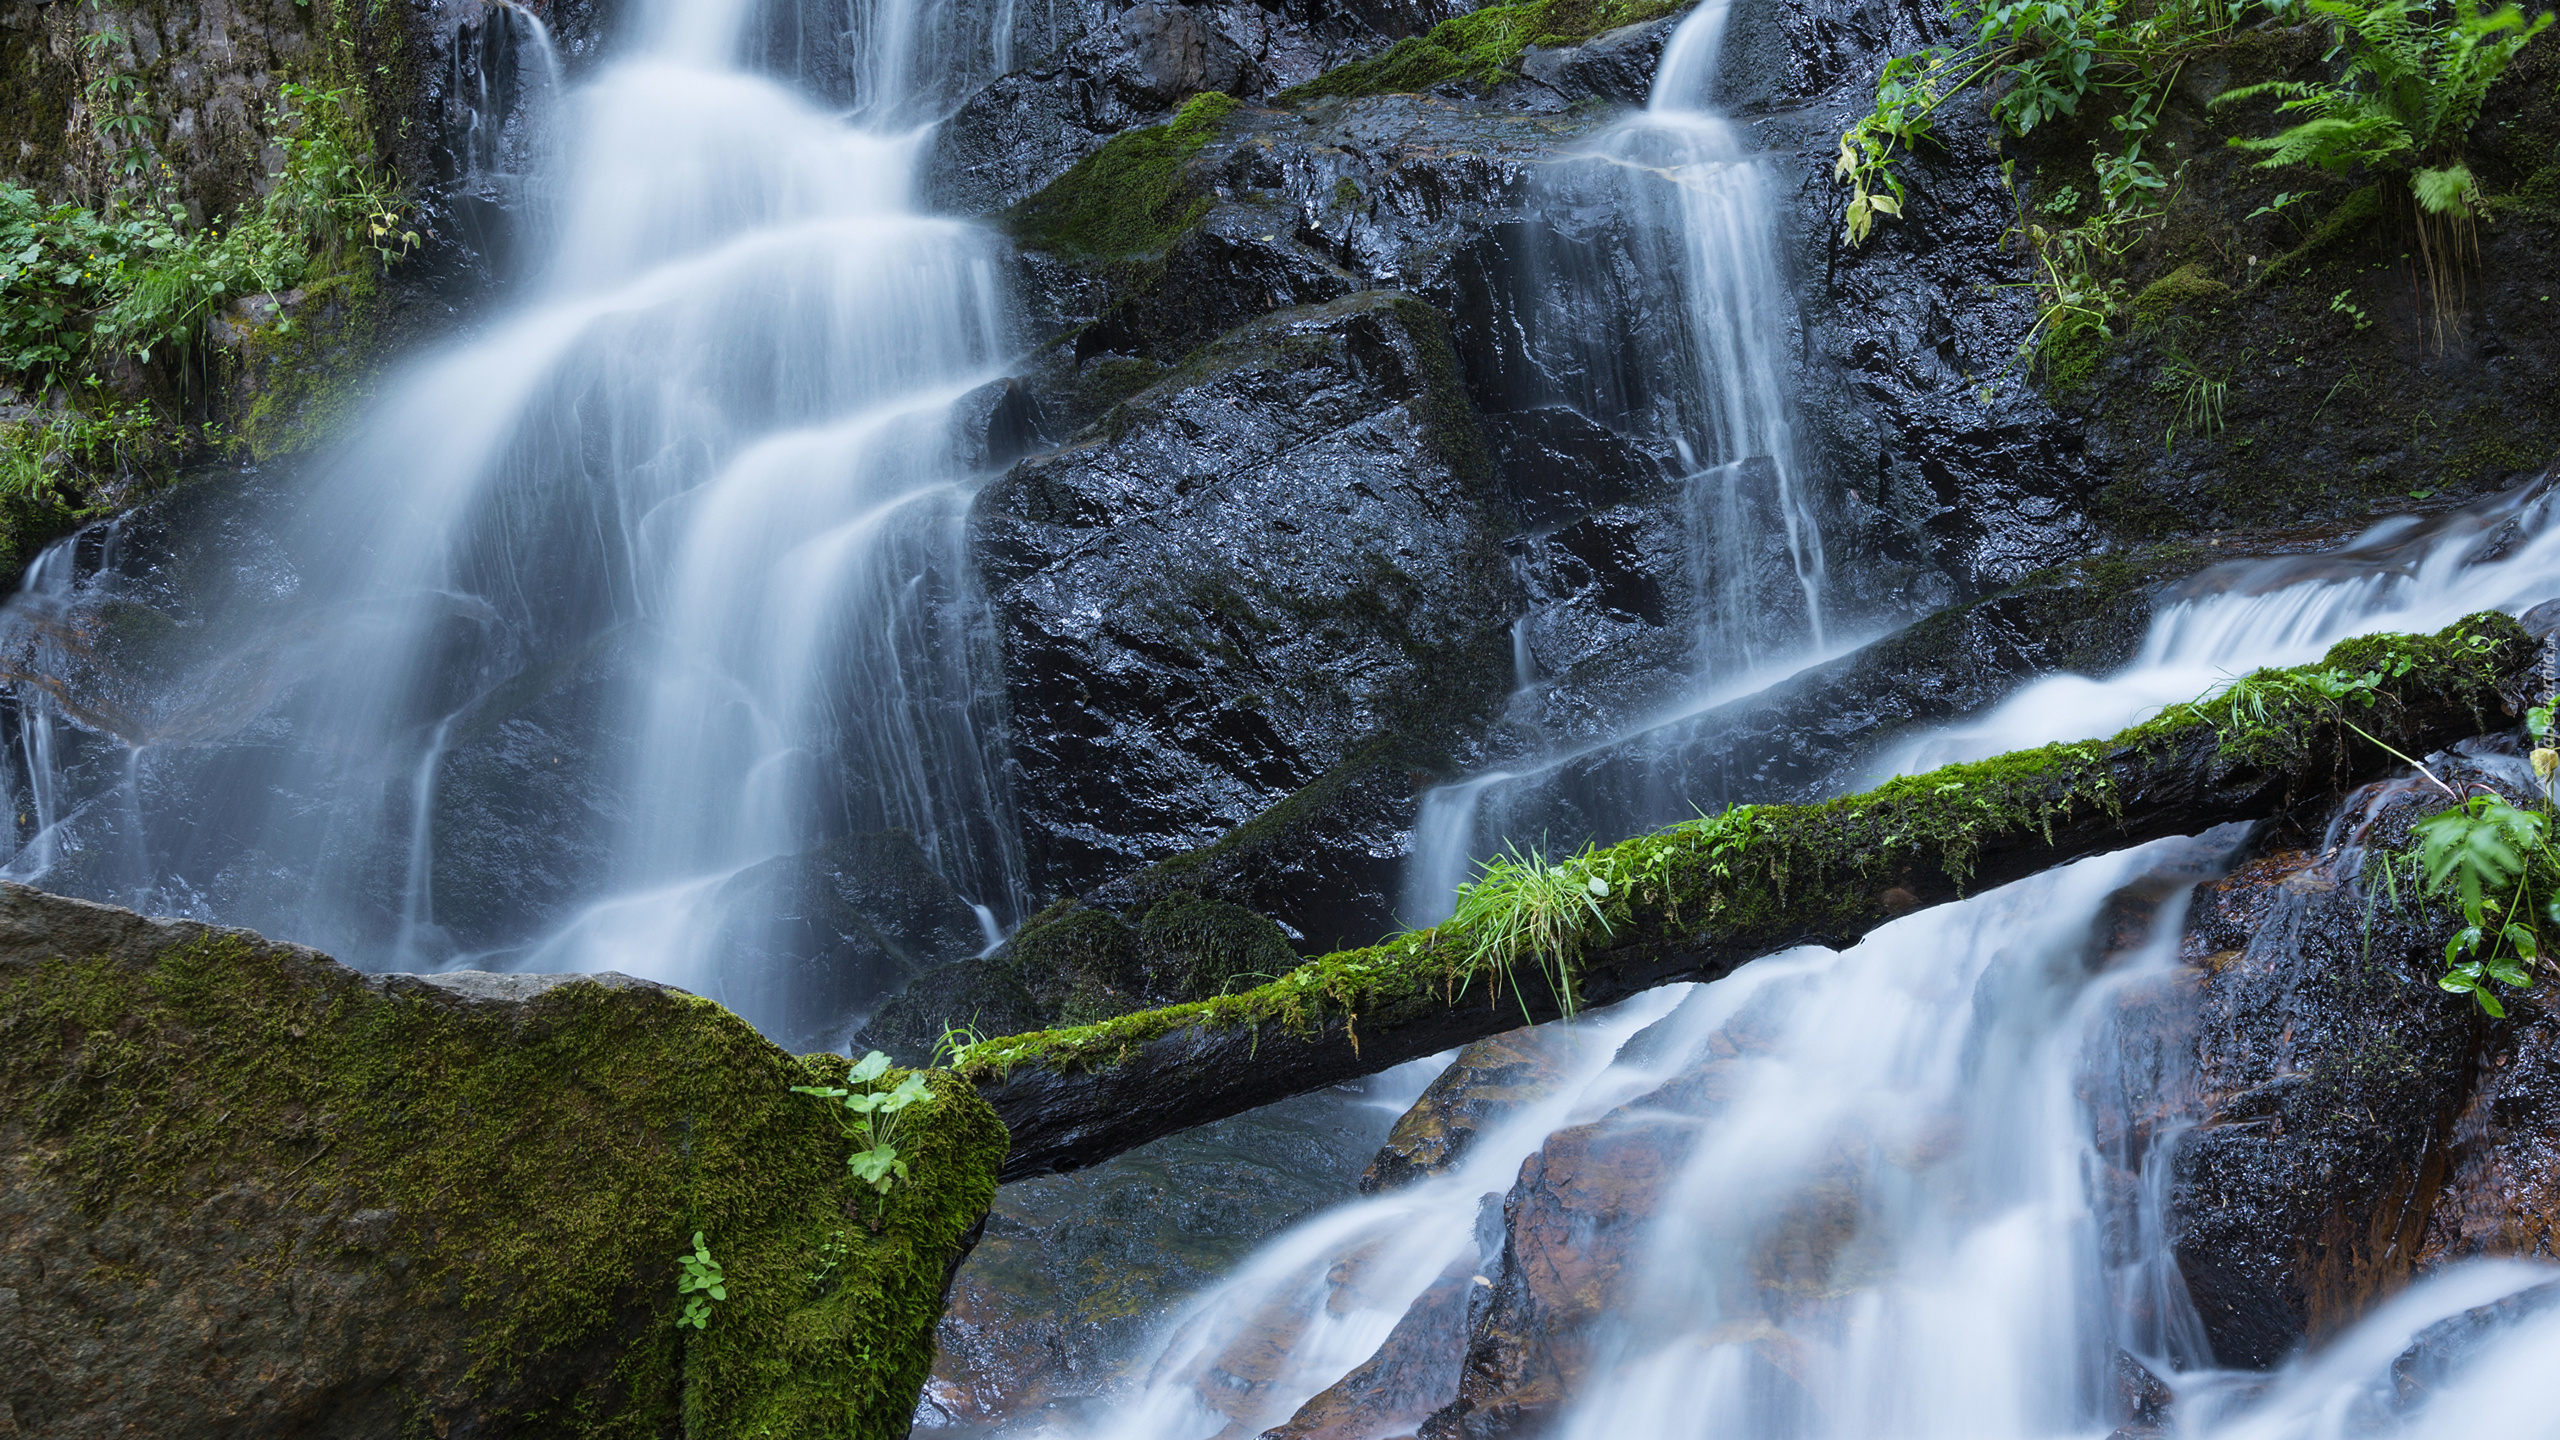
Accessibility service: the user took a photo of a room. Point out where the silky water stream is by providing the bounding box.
[0,0,1025,1044]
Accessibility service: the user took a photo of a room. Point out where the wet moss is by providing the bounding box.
[1277,0,1690,102]
[1007,93,1240,258]
[954,614,2527,1084]
[2134,262,2234,317]
[0,932,1006,1438]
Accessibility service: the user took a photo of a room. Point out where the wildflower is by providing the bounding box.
[2533,747,2557,782]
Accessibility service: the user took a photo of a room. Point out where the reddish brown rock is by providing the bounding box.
[2417,982,2560,1265]
[1260,1256,1477,1440]
[1361,1028,1575,1193]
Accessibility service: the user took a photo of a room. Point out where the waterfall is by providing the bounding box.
[1874,480,2560,777]
[0,0,1028,1043]
[1404,0,1827,921]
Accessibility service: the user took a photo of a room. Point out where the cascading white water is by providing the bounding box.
[1877,481,2560,778]
[1015,988,1700,1440]
[1401,1,1829,920]
[1035,491,2560,1432]
[0,0,1029,1041]
[1624,0,1827,657]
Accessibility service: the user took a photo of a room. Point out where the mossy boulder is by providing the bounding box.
[0,883,1006,1439]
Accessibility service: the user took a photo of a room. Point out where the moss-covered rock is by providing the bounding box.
[0,883,1006,1439]
[1005,91,1240,259]
[1275,0,1691,101]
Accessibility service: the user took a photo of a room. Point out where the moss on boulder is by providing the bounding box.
[1275,0,1692,102]
[1005,92,1239,258]
[0,884,1006,1439]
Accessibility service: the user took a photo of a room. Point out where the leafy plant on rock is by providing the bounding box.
[792,1051,933,1202]
[674,1231,727,1330]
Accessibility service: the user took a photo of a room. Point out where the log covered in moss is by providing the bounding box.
[968,612,2537,1180]
[0,887,1007,1440]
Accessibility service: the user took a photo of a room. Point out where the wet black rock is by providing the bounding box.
[2167,754,2515,1369]
[925,0,1482,215]
[973,290,1519,898]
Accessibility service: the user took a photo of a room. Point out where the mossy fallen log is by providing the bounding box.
[966,612,2537,1180]
[0,889,1007,1440]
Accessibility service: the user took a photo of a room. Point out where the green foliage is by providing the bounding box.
[2400,699,2560,1014]
[1447,842,1616,1021]
[792,1052,934,1198]
[1838,0,2254,245]
[675,1231,728,1330]
[1276,0,1688,101]
[2213,0,2552,215]
[266,81,422,267]
[1006,92,1239,257]
[0,78,412,399]
[0,395,172,505]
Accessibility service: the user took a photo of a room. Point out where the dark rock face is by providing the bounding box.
[923,0,1483,215]
[974,290,1519,898]
[2418,983,2560,1266]
[919,1078,1408,1431]
[2166,774,2497,1368]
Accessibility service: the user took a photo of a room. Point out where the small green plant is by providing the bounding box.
[2331,288,2376,329]
[806,1227,853,1295]
[1446,842,1614,1021]
[792,1051,932,1198]
[2398,700,2560,1014]
[2158,345,2232,449]
[929,1019,989,1069]
[674,1231,727,1329]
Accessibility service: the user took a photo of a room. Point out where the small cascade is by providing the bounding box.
[1876,480,2560,777]
[436,1,566,281]
[1017,990,1696,1440]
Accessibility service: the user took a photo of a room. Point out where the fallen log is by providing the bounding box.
[964,613,2539,1181]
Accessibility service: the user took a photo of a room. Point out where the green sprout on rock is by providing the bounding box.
[793,1050,932,1197]
[674,1231,726,1330]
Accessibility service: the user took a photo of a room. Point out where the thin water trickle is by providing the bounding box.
[0,0,1031,1043]
[1406,0,1828,910]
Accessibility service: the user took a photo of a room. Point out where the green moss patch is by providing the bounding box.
[0,922,1006,1438]
[1278,0,1691,102]
[1006,92,1239,258]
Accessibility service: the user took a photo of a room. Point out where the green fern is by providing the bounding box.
[2214,0,2552,215]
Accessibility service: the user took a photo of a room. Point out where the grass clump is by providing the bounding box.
[1007,92,1240,257]
[1449,842,1614,1020]
[1278,0,1689,103]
